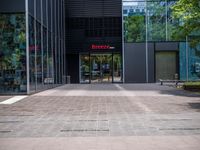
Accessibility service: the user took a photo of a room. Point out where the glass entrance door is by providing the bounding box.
[91,54,112,83]
[80,53,122,83]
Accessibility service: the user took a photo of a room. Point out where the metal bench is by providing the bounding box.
[159,79,185,86]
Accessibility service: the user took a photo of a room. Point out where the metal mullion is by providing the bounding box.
[165,0,168,41]
[54,0,57,85]
[51,0,54,86]
[61,0,64,84]
[41,0,44,87]
[112,53,114,83]
[63,0,66,83]
[25,0,30,94]
[122,0,125,83]
[145,0,149,83]
[46,0,49,80]
[34,0,37,91]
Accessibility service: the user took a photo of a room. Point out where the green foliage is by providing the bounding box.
[172,0,200,47]
[124,16,145,42]
[184,82,200,86]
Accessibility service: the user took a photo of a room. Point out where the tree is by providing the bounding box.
[172,0,200,48]
[124,15,146,42]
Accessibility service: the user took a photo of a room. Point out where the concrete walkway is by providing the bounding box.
[0,84,200,150]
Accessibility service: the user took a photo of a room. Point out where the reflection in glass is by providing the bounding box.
[48,32,54,85]
[113,54,122,82]
[80,54,90,83]
[91,54,112,83]
[43,27,48,87]
[123,0,179,42]
[0,13,27,93]
[29,15,36,92]
[180,42,200,81]
[36,22,43,90]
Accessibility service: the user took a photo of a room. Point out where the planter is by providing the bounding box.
[184,85,200,91]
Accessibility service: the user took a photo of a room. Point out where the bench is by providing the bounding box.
[159,79,185,86]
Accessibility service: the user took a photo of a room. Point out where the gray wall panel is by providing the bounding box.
[42,0,47,26]
[28,0,34,15]
[36,0,41,21]
[156,42,179,51]
[124,43,146,83]
[66,0,121,17]
[148,43,155,83]
[0,0,25,12]
[67,54,80,83]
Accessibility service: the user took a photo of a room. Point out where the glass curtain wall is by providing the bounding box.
[80,53,122,83]
[180,42,200,81]
[123,0,180,43]
[123,0,200,81]
[28,0,65,93]
[0,13,27,94]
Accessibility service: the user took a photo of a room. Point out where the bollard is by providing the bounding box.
[67,76,71,84]
[174,73,179,80]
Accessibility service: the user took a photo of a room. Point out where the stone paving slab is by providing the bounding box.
[34,84,199,97]
[0,84,199,150]
[0,96,13,102]
[0,136,200,150]
[0,95,199,137]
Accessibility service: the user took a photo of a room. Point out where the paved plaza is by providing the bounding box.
[0,84,200,150]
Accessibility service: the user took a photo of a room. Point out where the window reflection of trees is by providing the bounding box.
[0,13,27,93]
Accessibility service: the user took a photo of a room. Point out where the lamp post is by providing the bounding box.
[186,36,189,81]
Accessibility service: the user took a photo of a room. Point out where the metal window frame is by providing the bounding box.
[25,0,30,94]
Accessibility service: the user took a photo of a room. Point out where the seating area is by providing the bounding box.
[159,79,185,86]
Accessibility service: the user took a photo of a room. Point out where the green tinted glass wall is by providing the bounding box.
[0,13,27,94]
[123,0,179,42]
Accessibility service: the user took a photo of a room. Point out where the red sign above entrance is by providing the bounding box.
[91,44,115,50]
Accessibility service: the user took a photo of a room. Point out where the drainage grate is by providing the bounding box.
[0,121,24,124]
[61,129,109,132]
[78,120,108,122]
[0,131,12,133]
[159,128,200,131]
[153,119,192,121]
[17,115,34,117]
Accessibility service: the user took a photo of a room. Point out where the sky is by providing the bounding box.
[123,0,144,6]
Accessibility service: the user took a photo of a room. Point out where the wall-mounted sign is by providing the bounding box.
[91,44,115,50]
[29,45,40,51]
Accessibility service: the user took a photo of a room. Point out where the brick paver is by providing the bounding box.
[0,84,200,150]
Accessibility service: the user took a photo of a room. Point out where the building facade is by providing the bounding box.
[0,0,65,94]
[65,0,123,83]
[0,0,199,94]
[65,0,199,84]
[123,0,200,83]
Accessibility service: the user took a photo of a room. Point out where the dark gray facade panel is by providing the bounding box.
[28,0,34,15]
[147,43,155,83]
[156,42,179,51]
[66,0,121,17]
[0,0,25,12]
[67,54,80,83]
[36,0,41,21]
[48,0,52,31]
[124,43,147,83]
[42,0,47,26]
[53,0,56,33]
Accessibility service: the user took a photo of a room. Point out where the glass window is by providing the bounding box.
[48,32,54,85]
[43,27,48,87]
[36,22,43,90]
[29,15,36,92]
[80,54,90,83]
[113,53,122,82]
[147,1,166,41]
[123,0,179,42]
[180,42,200,81]
[0,13,27,93]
